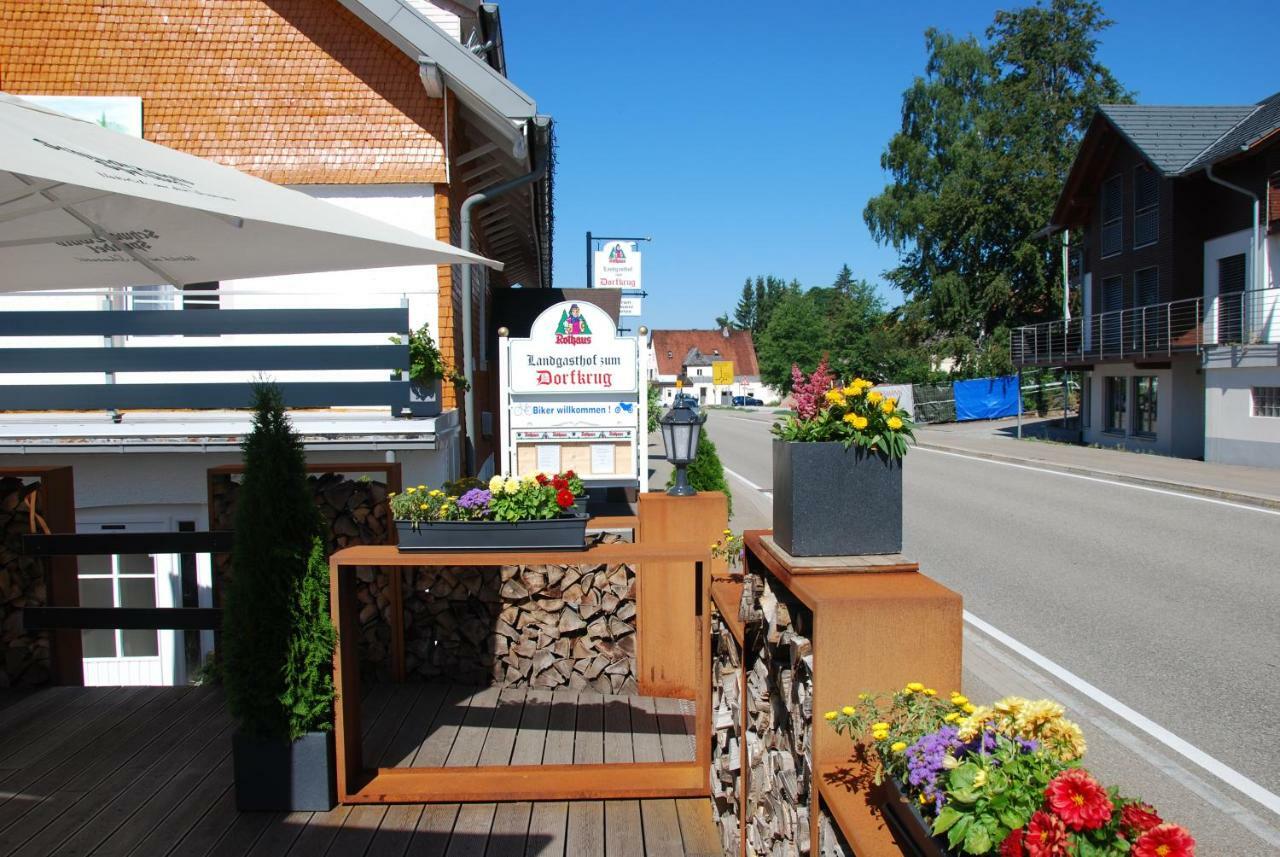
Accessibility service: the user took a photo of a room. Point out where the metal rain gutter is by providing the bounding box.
[1206,163,1263,293]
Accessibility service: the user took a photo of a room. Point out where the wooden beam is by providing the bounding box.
[23,531,234,556]
[23,606,222,630]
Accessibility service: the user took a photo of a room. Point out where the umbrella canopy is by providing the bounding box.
[0,92,501,292]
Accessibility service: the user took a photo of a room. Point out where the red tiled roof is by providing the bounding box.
[0,0,446,185]
[651,329,759,377]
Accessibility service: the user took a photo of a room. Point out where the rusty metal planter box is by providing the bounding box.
[395,513,589,552]
[772,440,902,556]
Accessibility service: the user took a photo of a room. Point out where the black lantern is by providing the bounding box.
[661,400,706,496]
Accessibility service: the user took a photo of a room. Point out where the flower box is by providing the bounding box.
[772,439,902,556]
[395,512,589,552]
[877,776,951,857]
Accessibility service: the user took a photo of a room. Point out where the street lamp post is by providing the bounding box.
[660,400,706,497]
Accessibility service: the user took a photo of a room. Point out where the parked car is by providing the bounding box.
[672,392,700,411]
[732,395,764,406]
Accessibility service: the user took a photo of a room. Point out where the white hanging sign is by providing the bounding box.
[593,240,641,289]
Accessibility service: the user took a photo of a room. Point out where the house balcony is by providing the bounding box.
[1012,288,1279,368]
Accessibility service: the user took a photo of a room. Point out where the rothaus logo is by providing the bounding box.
[608,244,626,264]
[553,303,592,345]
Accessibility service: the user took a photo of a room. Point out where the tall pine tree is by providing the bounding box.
[732,279,756,330]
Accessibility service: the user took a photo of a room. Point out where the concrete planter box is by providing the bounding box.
[771,440,902,556]
[395,513,589,552]
[232,730,335,812]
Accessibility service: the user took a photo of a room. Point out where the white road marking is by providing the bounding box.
[915,446,1280,516]
[964,611,1280,819]
[718,443,1280,820]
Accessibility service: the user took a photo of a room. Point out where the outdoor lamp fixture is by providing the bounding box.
[661,401,706,496]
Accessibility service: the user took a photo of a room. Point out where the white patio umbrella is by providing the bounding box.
[0,92,500,292]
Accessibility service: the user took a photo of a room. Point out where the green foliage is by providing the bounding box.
[280,538,337,740]
[646,382,662,433]
[732,279,756,331]
[391,324,468,390]
[222,383,330,740]
[666,429,732,516]
[864,0,1130,373]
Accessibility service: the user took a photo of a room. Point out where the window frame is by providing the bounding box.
[1253,386,1280,418]
[1104,375,1127,434]
[1100,173,1124,259]
[1132,375,1158,437]
[1132,165,1159,249]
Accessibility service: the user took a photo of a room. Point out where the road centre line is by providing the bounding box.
[719,455,1280,817]
[914,446,1280,516]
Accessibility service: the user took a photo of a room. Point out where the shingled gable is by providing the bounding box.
[1050,92,1280,230]
[651,329,760,377]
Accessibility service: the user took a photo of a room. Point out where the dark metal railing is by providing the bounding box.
[1011,288,1278,366]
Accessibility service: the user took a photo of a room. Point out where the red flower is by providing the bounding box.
[1120,803,1163,837]
[552,476,569,491]
[555,488,575,509]
[535,473,549,486]
[999,827,1025,857]
[1025,811,1069,857]
[1133,823,1195,857]
[564,470,576,479]
[1045,769,1113,831]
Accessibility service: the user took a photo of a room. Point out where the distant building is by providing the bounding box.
[647,327,775,406]
[1015,91,1279,467]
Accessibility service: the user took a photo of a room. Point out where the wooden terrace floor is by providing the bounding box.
[0,686,721,857]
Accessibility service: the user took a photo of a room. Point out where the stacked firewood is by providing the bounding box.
[818,808,854,857]
[0,477,50,688]
[402,532,638,692]
[742,570,815,856]
[711,610,744,855]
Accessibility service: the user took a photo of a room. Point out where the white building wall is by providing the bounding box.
[404,0,479,42]
[1204,365,1280,467]
[1081,356,1202,458]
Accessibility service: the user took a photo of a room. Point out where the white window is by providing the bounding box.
[1253,387,1280,417]
[1133,166,1158,248]
[1101,175,1123,257]
[126,284,178,311]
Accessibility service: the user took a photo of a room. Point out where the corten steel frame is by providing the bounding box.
[206,462,405,678]
[1,466,80,685]
[329,540,713,804]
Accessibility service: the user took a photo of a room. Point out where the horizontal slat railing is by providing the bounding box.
[0,380,408,410]
[0,344,407,373]
[23,607,222,631]
[0,306,408,337]
[22,530,233,556]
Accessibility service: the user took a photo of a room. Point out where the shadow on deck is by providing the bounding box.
[0,686,720,856]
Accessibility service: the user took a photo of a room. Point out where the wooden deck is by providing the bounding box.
[0,686,721,857]
[364,683,697,769]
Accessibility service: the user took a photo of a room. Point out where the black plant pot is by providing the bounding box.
[772,440,902,557]
[391,376,443,417]
[232,730,336,812]
[879,776,951,857]
[395,513,589,552]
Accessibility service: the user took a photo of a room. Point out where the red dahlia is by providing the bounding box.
[1025,811,1069,857]
[535,473,549,486]
[1120,802,1163,837]
[555,488,574,508]
[1045,769,1113,831]
[998,827,1025,856]
[1133,823,1195,857]
[564,470,576,479]
[552,476,569,491]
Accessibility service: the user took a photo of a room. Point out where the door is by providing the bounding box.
[1216,254,1247,344]
[76,520,178,686]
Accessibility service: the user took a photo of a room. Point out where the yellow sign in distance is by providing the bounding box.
[712,361,734,385]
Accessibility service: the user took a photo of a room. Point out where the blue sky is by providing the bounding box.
[501,0,1276,330]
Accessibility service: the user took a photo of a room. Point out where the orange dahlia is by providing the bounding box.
[1133,823,1195,857]
[1045,769,1113,831]
[1025,811,1069,857]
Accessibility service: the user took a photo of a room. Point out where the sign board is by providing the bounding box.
[593,240,641,289]
[712,360,734,385]
[871,383,915,419]
[619,295,643,316]
[500,300,646,488]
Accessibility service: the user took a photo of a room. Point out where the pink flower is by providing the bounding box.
[789,356,834,420]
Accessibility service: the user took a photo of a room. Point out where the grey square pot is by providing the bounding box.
[772,439,902,556]
[232,730,336,812]
[391,376,443,417]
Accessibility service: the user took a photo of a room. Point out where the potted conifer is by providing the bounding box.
[771,357,914,556]
[222,384,337,811]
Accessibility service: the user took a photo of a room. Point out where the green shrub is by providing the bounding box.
[647,382,662,433]
[667,429,733,516]
[222,384,334,740]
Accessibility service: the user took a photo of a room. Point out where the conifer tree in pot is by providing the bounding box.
[222,384,337,811]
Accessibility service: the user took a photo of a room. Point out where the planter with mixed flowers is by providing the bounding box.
[825,684,1195,857]
[390,470,588,552]
[771,357,915,556]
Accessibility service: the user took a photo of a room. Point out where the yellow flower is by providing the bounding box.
[388,491,396,498]
[858,692,870,700]
[872,730,889,742]
[843,413,868,430]
[924,688,937,696]
[710,543,719,550]
[963,703,976,714]
[488,475,505,494]
[972,769,987,788]
[871,722,890,731]
[944,712,961,723]
[918,793,930,805]
[842,706,855,716]
[891,741,907,752]
[503,477,520,494]
[824,711,838,721]
[906,682,925,693]
[824,389,846,406]
[867,390,883,405]
[419,503,428,510]
[887,416,904,431]
[881,399,896,415]
[406,486,416,494]
[841,385,858,397]
[417,484,426,491]
[723,528,732,535]
[951,695,969,707]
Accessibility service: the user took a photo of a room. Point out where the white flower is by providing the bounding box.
[503,477,520,494]
[488,475,505,494]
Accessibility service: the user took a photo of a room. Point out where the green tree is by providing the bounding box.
[732,279,756,331]
[222,384,333,740]
[756,288,827,390]
[863,0,1129,374]
[666,429,732,516]
[832,264,855,295]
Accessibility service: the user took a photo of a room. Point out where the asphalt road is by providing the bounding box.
[655,408,1280,855]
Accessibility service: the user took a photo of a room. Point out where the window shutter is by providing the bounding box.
[1102,275,1124,313]
[1218,254,1246,295]
[1101,176,1123,256]
[1134,167,1159,247]
[1134,268,1158,307]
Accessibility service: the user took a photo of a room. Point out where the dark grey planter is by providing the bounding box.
[395,513,589,552]
[879,776,951,856]
[772,440,902,556]
[232,730,335,812]
[391,376,442,417]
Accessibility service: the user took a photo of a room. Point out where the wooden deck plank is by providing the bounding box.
[204,808,281,857]
[283,805,351,857]
[629,695,663,764]
[639,799,685,857]
[161,783,239,857]
[444,802,496,857]
[564,801,604,857]
[674,798,721,857]
[0,686,130,769]
[0,687,75,735]
[604,800,644,857]
[477,687,526,767]
[381,683,448,769]
[484,801,532,857]
[322,803,387,856]
[243,811,313,857]
[363,683,422,766]
[509,688,552,766]
[603,695,635,764]
[572,693,603,765]
[653,696,695,763]
[410,803,460,857]
[540,689,577,765]
[444,685,500,768]
[411,685,473,767]
[524,801,568,856]
[362,803,424,857]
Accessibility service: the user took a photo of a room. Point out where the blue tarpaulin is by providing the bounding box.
[953,375,1020,421]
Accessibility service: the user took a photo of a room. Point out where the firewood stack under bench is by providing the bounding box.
[709,531,963,857]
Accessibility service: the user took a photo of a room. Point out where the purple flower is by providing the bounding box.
[457,488,491,515]
[904,726,964,812]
